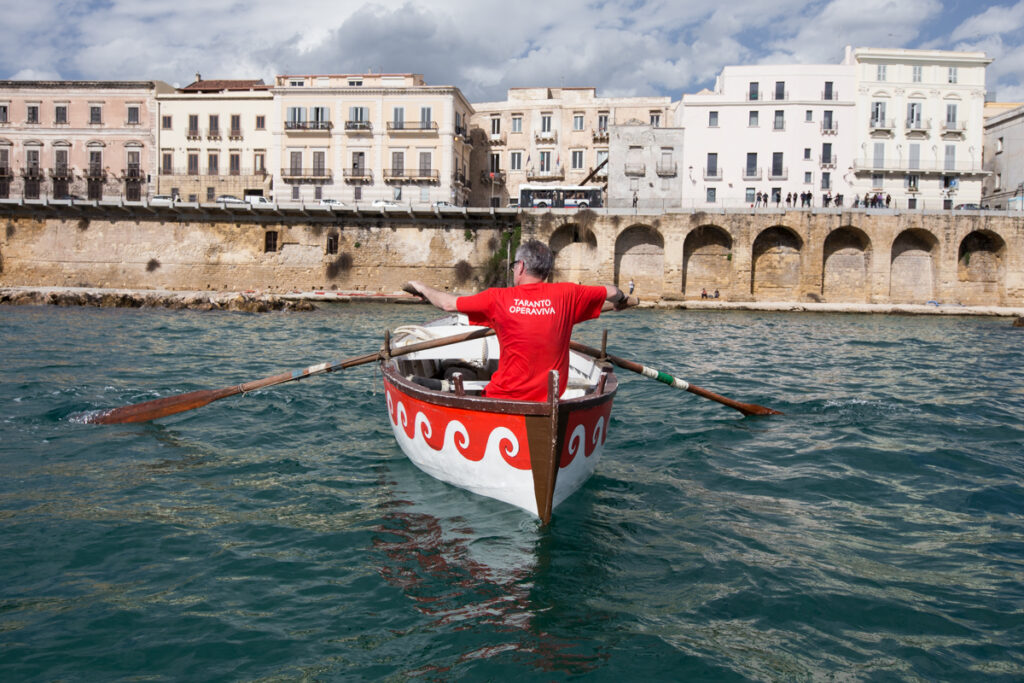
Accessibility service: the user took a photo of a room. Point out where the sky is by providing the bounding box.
[1,0,1022,102]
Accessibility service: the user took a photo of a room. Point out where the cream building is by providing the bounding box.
[982,103,1024,210]
[155,77,274,202]
[848,47,991,209]
[469,88,673,207]
[271,73,473,206]
[679,64,857,208]
[0,80,172,201]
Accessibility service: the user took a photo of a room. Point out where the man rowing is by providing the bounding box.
[405,239,636,402]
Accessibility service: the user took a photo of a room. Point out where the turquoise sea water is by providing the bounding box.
[1,304,1022,681]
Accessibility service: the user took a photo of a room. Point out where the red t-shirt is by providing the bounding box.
[456,282,607,401]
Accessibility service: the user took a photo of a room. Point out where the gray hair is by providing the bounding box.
[514,239,554,280]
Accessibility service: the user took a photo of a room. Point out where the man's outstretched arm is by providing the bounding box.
[405,281,460,312]
[603,285,638,311]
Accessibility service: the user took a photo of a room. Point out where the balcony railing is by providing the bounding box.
[124,166,145,180]
[453,171,468,186]
[852,158,983,174]
[229,128,243,139]
[703,167,722,181]
[21,166,43,178]
[624,162,646,176]
[942,120,967,133]
[342,167,372,181]
[742,167,762,180]
[386,121,438,132]
[86,164,106,179]
[534,130,557,143]
[384,168,439,181]
[525,167,564,180]
[160,167,265,177]
[905,118,930,133]
[186,128,201,139]
[486,132,506,145]
[50,165,71,179]
[656,162,678,177]
[206,127,221,139]
[286,120,332,131]
[768,167,788,180]
[455,125,470,139]
[821,121,839,134]
[344,121,372,132]
[869,118,896,132]
[281,167,333,181]
[822,89,839,101]
[820,154,837,168]
[772,90,789,101]
[480,170,506,184]
[0,165,12,178]
[593,128,609,143]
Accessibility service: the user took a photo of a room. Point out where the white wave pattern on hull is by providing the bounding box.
[387,391,605,517]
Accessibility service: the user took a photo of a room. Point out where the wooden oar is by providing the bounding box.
[90,327,495,424]
[568,340,782,416]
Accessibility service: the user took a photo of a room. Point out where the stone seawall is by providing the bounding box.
[1,203,1022,306]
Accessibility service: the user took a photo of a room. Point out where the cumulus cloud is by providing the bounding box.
[0,0,1019,103]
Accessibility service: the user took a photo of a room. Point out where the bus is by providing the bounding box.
[518,184,603,209]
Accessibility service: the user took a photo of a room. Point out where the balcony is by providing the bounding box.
[387,121,438,135]
[772,90,789,101]
[821,120,839,135]
[186,128,201,140]
[124,165,145,181]
[942,120,967,135]
[206,127,221,140]
[526,167,564,181]
[455,125,470,141]
[344,121,372,133]
[0,165,11,178]
[534,130,557,143]
[384,168,439,182]
[905,118,930,134]
[593,128,609,143]
[342,167,372,182]
[820,155,837,168]
[160,167,265,177]
[286,120,332,133]
[229,128,243,140]
[21,166,43,179]
[452,171,468,186]
[281,167,333,182]
[768,167,788,181]
[742,167,762,181]
[486,132,506,145]
[656,162,678,177]
[50,165,72,179]
[480,170,506,184]
[869,118,896,133]
[703,167,722,181]
[623,162,646,176]
[852,158,984,174]
[822,89,839,101]
[86,164,106,180]
[594,165,608,177]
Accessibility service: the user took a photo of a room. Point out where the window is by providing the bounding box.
[491,116,500,135]
[254,152,265,173]
[289,79,304,87]
[706,187,716,203]
[539,150,551,172]
[541,114,552,132]
[748,111,759,127]
[872,173,883,189]
[873,141,885,169]
[510,151,522,170]
[946,103,958,125]
[573,113,584,130]
[913,65,922,83]
[418,151,431,176]
[391,107,404,129]
[804,172,812,184]
[287,107,306,127]
[348,79,362,87]
[596,149,608,171]
[994,172,1001,190]
[229,153,240,175]
[746,188,755,203]
[871,101,886,126]
[806,110,813,122]
[745,152,757,176]
[821,142,833,165]
[489,152,500,172]
[161,152,172,173]
[326,233,339,255]
[420,107,431,128]
[571,149,584,169]
[188,153,199,175]
[188,114,199,136]
[314,186,322,200]
[598,112,609,130]
[89,105,101,124]
[948,67,958,84]
[127,105,140,125]
[771,152,784,177]
[908,143,921,170]
[207,152,219,175]
[773,110,784,130]
[264,231,278,253]
[393,186,402,201]
[821,172,831,190]
[348,106,369,126]
[207,186,215,201]
[944,144,956,171]
[292,185,300,200]
[907,102,922,127]
[822,110,834,131]
[391,151,404,175]
[511,115,522,133]
[877,64,887,81]
[208,114,219,136]
[55,105,68,124]
[748,82,759,100]
[0,104,7,122]
[353,186,362,200]
[804,148,811,160]
[311,106,330,127]
[774,81,785,100]
[708,111,718,127]
[823,81,834,100]
[162,115,172,129]
[996,137,1004,153]
[290,150,302,175]
[649,112,661,127]
[230,114,242,136]
[706,152,718,176]
[906,174,920,191]
[27,104,39,123]
[255,115,266,130]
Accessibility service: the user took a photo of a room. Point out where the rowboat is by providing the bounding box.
[380,316,618,522]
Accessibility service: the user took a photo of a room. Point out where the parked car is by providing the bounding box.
[954,203,982,210]
[432,200,455,208]
[371,199,400,209]
[320,198,346,207]
[216,195,248,205]
[150,195,177,206]
[246,195,272,206]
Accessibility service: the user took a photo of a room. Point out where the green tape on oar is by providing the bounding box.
[641,366,690,391]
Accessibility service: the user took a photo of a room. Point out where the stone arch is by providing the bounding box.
[889,228,939,302]
[614,224,664,295]
[549,222,599,284]
[822,226,872,302]
[957,230,1007,305]
[682,224,733,298]
[751,225,803,300]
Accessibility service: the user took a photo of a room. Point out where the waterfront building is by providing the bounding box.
[469,88,673,207]
[155,77,273,202]
[678,63,857,209]
[606,121,684,209]
[0,80,172,201]
[848,47,991,210]
[271,73,473,206]
[982,103,1024,210]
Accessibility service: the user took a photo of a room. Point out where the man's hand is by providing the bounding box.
[403,281,426,300]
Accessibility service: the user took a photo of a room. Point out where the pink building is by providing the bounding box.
[0,80,172,201]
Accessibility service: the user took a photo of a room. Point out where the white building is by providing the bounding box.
[848,47,991,209]
[982,104,1024,210]
[679,63,857,208]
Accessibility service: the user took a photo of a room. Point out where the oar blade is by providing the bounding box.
[89,387,235,424]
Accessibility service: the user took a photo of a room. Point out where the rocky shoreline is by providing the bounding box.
[0,287,319,312]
